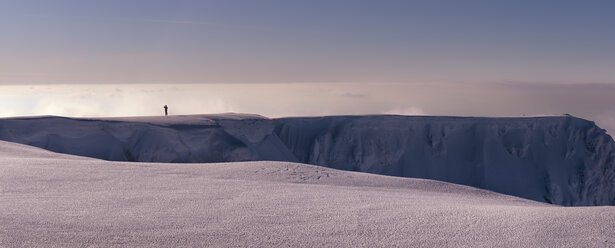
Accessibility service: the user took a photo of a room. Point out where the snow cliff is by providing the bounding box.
[0,114,613,206]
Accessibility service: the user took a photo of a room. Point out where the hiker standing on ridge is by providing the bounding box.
[164,105,168,116]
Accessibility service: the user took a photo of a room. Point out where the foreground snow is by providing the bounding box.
[1,114,614,206]
[1,141,614,247]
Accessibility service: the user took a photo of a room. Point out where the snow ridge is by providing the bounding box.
[0,114,613,206]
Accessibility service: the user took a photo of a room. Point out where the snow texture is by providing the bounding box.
[0,114,614,206]
[1,140,614,247]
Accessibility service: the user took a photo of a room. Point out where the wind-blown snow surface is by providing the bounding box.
[0,114,614,206]
[1,140,614,247]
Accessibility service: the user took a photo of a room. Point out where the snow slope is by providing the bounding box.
[1,140,614,247]
[0,114,614,206]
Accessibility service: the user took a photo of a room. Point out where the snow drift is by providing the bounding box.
[0,114,613,206]
[3,140,614,247]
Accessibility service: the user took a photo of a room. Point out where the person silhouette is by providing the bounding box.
[164,105,168,116]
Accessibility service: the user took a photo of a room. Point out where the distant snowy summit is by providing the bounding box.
[0,113,613,206]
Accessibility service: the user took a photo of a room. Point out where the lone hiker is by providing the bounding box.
[164,105,168,116]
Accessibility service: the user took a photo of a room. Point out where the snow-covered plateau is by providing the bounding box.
[0,114,614,206]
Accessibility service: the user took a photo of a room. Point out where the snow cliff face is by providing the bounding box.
[273,116,615,206]
[0,114,613,206]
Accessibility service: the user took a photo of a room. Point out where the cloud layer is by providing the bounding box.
[2,82,615,135]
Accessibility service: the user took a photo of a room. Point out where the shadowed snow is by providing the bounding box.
[0,114,614,206]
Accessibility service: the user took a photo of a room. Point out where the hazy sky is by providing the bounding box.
[1,0,614,84]
[1,1,614,134]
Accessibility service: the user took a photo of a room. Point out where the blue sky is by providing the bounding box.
[1,0,614,84]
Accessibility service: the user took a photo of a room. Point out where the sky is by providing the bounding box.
[1,1,614,134]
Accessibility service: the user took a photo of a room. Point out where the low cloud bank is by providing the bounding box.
[1,82,614,135]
